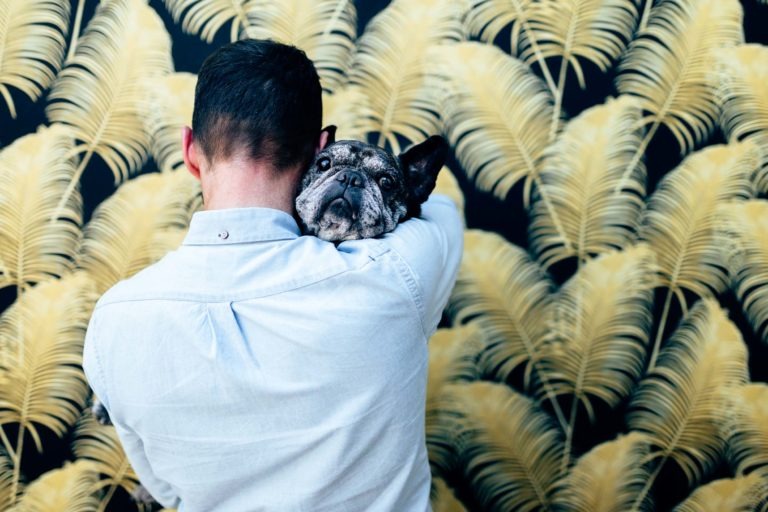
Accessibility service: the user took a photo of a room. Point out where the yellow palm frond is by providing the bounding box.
[434,166,466,224]
[429,42,553,203]
[76,171,200,294]
[46,0,172,220]
[447,230,554,390]
[672,472,768,512]
[447,381,564,512]
[627,298,749,489]
[464,0,531,50]
[427,325,483,476]
[0,125,81,291]
[73,412,141,510]
[0,272,98,449]
[430,477,467,512]
[538,244,657,423]
[529,95,646,267]
[715,44,768,193]
[7,459,99,512]
[350,0,464,152]
[524,0,639,138]
[616,0,743,154]
[147,72,197,174]
[639,142,757,310]
[726,383,768,475]
[524,0,638,89]
[719,200,768,344]
[163,0,356,91]
[552,432,653,512]
[0,448,17,509]
[463,0,557,93]
[0,0,70,118]
[321,86,375,142]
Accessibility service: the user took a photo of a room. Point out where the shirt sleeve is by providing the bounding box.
[81,308,181,509]
[374,193,464,337]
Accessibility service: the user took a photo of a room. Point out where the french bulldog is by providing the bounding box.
[295,128,449,242]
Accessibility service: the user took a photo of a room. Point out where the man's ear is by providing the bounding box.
[398,135,448,206]
[316,125,337,153]
[182,126,202,180]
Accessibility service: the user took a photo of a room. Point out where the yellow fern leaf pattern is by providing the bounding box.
[726,384,768,475]
[628,299,749,504]
[350,0,465,151]
[76,171,200,294]
[672,472,768,512]
[539,245,657,421]
[146,72,197,174]
[529,95,646,266]
[0,125,81,291]
[430,42,553,202]
[427,325,484,476]
[716,44,768,192]
[552,432,653,512]
[73,413,141,511]
[639,142,756,307]
[447,381,565,512]
[46,0,173,215]
[1,2,768,511]
[720,200,768,345]
[0,0,70,119]
[6,459,99,512]
[617,0,743,154]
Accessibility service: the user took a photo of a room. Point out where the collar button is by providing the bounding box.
[217,230,229,240]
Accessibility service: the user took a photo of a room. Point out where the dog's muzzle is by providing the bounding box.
[322,170,365,219]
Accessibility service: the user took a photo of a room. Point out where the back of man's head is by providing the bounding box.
[192,39,322,172]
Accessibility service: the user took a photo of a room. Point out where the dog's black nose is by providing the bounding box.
[336,170,363,188]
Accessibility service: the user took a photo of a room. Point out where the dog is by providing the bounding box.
[296,127,448,242]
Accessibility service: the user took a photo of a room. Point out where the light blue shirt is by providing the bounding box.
[82,193,463,512]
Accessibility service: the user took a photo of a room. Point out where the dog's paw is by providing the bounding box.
[91,396,112,426]
[130,484,158,506]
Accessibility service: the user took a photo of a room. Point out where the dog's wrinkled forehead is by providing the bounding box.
[323,141,401,173]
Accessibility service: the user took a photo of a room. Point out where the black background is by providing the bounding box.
[1,1,767,510]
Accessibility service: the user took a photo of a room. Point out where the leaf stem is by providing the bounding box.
[549,56,569,142]
[560,397,578,471]
[9,425,25,506]
[0,425,16,460]
[516,12,557,94]
[49,149,93,224]
[630,453,666,511]
[614,118,661,194]
[639,0,654,32]
[66,0,86,64]
[15,283,23,366]
[533,362,569,433]
[97,480,119,512]
[648,287,674,372]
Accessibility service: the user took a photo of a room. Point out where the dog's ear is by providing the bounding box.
[398,135,448,207]
[319,125,337,150]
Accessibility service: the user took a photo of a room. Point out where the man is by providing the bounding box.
[82,39,463,512]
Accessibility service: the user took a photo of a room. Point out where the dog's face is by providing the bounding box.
[296,131,448,242]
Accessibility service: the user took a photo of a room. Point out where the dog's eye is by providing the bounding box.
[317,157,331,171]
[378,176,393,190]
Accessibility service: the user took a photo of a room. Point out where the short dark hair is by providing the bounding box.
[192,39,322,171]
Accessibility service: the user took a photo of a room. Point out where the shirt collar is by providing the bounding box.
[182,207,301,245]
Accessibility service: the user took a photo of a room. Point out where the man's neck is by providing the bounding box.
[200,157,302,215]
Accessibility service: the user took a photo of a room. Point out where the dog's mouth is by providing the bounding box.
[321,193,359,221]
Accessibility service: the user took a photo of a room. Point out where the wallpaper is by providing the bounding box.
[1,0,768,511]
